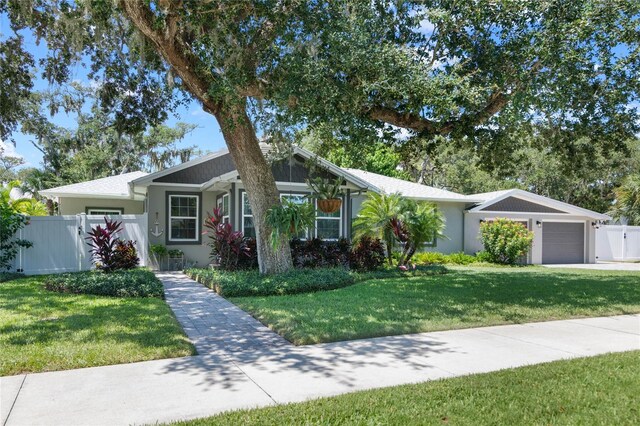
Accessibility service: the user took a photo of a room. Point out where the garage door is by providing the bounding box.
[542,222,585,264]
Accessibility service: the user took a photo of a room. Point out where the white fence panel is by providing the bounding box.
[12,213,148,275]
[14,216,81,274]
[596,225,640,262]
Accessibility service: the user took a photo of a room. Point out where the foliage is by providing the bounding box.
[290,238,350,269]
[396,200,446,266]
[479,219,534,265]
[85,217,140,272]
[305,177,343,200]
[167,249,184,257]
[0,187,32,271]
[149,244,168,257]
[231,267,640,345]
[3,0,638,275]
[176,352,640,426]
[44,269,164,298]
[1,180,47,216]
[265,199,316,249]
[609,174,640,225]
[474,251,493,263]
[185,267,356,298]
[1,274,194,376]
[353,192,404,265]
[203,207,256,270]
[0,271,24,283]
[349,236,386,271]
[412,251,478,265]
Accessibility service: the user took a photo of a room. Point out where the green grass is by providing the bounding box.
[0,275,195,376]
[173,351,640,425]
[231,266,640,344]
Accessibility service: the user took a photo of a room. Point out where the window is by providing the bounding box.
[168,194,199,242]
[242,192,255,238]
[86,208,123,216]
[281,194,310,239]
[315,199,341,240]
[217,193,230,224]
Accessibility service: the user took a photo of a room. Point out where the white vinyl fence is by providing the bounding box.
[596,225,640,262]
[11,214,148,275]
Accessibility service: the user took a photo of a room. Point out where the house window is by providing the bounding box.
[86,208,123,216]
[315,199,341,240]
[242,192,255,238]
[217,193,230,224]
[281,194,310,239]
[168,194,199,242]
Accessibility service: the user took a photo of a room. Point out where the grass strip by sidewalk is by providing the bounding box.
[0,275,195,376]
[173,350,640,425]
[231,266,640,344]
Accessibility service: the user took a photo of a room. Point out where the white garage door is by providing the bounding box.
[542,222,585,264]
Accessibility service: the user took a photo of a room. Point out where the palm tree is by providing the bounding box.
[353,192,403,265]
[610,174,640,225]
[0,181,48,216]
[397,201,446,266]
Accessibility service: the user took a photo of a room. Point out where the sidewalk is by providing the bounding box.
[2,314,638,426]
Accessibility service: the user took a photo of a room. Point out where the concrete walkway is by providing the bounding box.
[160,272,290,354]
[543,262,640,271]
[2,312,638,426]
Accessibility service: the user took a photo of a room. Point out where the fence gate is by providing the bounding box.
[13,214,148,275]
[596,225,640,262]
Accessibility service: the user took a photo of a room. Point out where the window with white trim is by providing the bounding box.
[169,195,199,241]
[281,194,310,239]
[315,199,341,240]
[241,192,255,238]
[217,193,230,224]
[87,208,122,216]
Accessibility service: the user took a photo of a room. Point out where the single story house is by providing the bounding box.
[39,144,610,266]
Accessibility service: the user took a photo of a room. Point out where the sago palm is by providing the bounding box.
[353,192,403,264]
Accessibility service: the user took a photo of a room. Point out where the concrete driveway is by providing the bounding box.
[543,262,640,271]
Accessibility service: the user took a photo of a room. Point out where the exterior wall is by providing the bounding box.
[464,211,596,264]
[349,195,467,254]
[147,185,221,267]
[58,197,144,215]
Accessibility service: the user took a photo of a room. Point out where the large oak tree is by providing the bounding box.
[1,0,638,273]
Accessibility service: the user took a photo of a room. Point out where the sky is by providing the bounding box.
[0,15,227,170]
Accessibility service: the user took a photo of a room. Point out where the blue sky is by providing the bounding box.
[0,15,227,169]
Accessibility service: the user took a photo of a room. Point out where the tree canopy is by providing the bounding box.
[1,0,639,272]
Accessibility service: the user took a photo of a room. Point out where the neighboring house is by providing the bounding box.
[39,144,610,266]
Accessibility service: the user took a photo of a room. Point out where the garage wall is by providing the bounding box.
[58,197,145,215]
[464,211,596,264]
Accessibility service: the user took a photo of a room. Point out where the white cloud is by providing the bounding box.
[0,140,23,159]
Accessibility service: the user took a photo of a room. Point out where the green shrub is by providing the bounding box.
[186,267,355,297]
[412,251,477,265]
[474,250,493,263]
[44,269,164,298]
[479,218,534,265]
[0,272,24,283]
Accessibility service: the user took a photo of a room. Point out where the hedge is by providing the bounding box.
[185,264,448,298]
[44,268,164,298]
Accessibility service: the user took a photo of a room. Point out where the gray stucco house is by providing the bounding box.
[40,144,610,266]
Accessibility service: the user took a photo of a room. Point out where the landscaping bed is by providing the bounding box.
[0,274,194,376]
[173,351,640,425]
[229,266,640,344]
[44,268,164,298]
[185,265,447,298]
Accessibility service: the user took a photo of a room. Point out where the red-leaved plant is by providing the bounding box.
[86,217,139,272]
[203,207,255,270]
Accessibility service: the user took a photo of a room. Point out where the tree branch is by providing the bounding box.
[119,1,220,113]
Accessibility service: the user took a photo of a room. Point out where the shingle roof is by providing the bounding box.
[343,168,474,202]
[39,171,148,199]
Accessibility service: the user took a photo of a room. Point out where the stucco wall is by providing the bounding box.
[58,197,144,215]
[147,185,221,268]
[464,211,596,264]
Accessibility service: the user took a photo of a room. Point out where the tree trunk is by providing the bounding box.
[214,101,293,274]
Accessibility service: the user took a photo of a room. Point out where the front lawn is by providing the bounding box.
[174,351,640,425]
[232,266,640,344]
[0,275,195,376]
